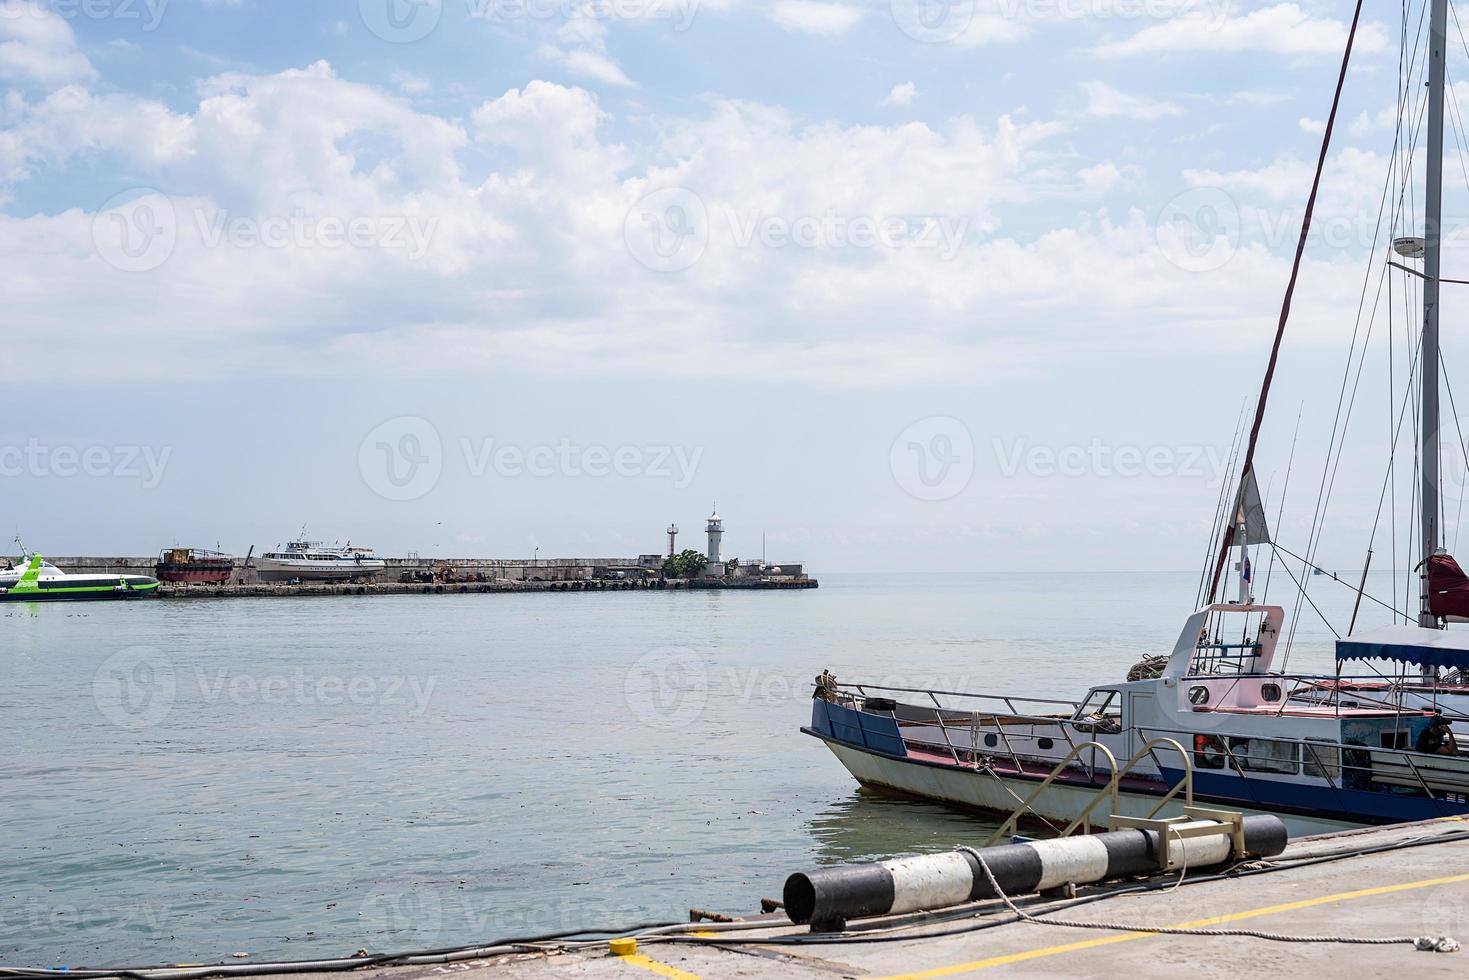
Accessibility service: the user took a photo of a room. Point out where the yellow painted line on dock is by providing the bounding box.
[870,870,1469,979]
[615,951,703,980]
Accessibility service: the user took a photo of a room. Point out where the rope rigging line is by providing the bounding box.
[1273,543,1342,639]
[1206,0,1370,604]
[1258,407,1302,609]
[1283,0,1431,659]
[1442,357,1469,552]
[1357,307,1423,616]
[1290,61,1428,622]
[1270,539,1411,619]
[1198,404,1249,608]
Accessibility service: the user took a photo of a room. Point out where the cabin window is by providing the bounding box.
[1303,739,1340,780]
[983,734,998,748]
[1037,737,1054,750]
[1227,736,1298,775]
[1076,689,1120,721]
[1260,683,1282,702]
[1380,730,1410,750]
[1187,685,1210,706]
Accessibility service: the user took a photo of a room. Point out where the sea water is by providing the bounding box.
[1,570,1380,962]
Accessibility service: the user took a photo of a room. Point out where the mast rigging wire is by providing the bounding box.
[1283,0,1431,657]
[1206,0,1369,603]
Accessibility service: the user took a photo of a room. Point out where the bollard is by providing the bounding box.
[784,814,1287,931]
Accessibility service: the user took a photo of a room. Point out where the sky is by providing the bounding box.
[2,0,1468,574]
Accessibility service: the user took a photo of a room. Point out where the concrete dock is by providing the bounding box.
[150,577,816,599]
[39,556,818,597]
[272,818,1468,980]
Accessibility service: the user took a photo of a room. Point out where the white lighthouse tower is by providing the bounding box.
[666,523,679,558]
[705,506,723,565]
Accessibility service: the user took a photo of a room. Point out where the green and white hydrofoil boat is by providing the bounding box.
[0,553,160,602]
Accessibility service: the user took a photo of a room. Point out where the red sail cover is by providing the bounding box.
[1428,554,1469,619]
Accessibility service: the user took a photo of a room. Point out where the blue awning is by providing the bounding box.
[1336,625,1469,670]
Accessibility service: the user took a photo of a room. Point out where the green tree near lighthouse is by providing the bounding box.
[663,549,709,579]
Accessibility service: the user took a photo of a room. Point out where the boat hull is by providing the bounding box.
[0,581,160,602]
[155,562,233,585]
[813,733,1361,838]
[254,559,385,583]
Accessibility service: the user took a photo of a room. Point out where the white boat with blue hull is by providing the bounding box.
[805,0,1469,835]
[806,602,1469,836]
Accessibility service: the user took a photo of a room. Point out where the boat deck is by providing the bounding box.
[902,743,1167,791]
[262,818,1469,979]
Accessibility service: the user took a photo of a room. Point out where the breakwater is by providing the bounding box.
[42,555,818,597]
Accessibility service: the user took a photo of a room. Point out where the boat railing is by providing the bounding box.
[981,737,1196,846]
[1282,674,1469,718]
[841,682,1082,715]
[839,684,1103,780]
[1135,724,1469,799]
[982,740,1119,845]
[1175,669,1469,720]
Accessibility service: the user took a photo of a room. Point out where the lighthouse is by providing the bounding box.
[705,506,723,565]
[666,523,679,558]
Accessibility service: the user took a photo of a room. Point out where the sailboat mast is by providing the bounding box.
[1420,0,1447,630]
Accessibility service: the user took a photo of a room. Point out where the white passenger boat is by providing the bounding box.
[255,539,385,583]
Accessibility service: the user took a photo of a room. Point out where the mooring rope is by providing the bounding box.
[955,845,1460,953]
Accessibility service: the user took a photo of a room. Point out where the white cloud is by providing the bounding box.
[472,80,626,179]
[1080,81,1182,120]
[540,46,637,87]
[1183,147,1392,229]
[0,85,191,199]
[1185,157,1314,198]
[770,0,863,36]
[953,15,1029,47]
[0,1,96,86]
[392,71,432,96]
[1225,91,1291,106]
[1346,82,1469,136]
[1078,161,1124,191]
[881,82,917,108]
[1095,4,1388,58]
[1298,117,1325,135]
[0,55,1389,387]
[536,16,637,88]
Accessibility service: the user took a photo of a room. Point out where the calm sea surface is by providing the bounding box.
[2,570,1386,963]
